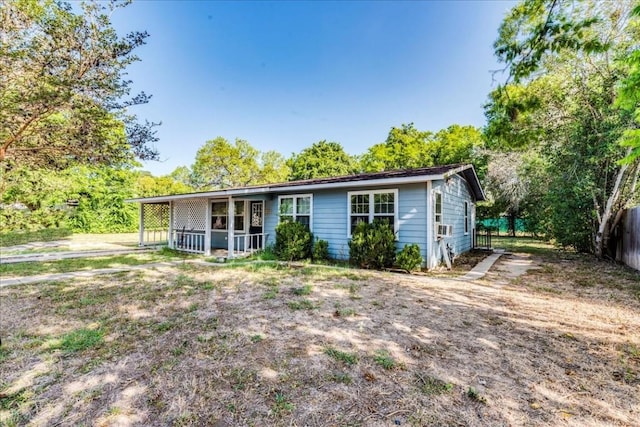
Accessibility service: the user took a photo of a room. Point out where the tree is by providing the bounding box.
[361,123,486,174]
[493,0,607,84]
[65,166,138,233]
[615,4,640,164]
[361,123,433,172]
[168,166,194,189]
[0,164,140,233]
[483,152,535,236]
[0,164,71,230]
[287,140,358,181]
[190,137,288,190]
[134,172,193,198]
[259,150,290,184]
[430,125,487,179]
[486,0,640,257]
[0,0,158,170]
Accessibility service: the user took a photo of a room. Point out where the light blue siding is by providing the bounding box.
[311,190,350,259]
[265,184,430,262]
[428,175,474,266]
[263,197,279,249]
[397,183,429,262]
[173,176,476,267]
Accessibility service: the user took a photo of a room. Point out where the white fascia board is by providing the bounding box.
[442,164,486,201]
[441,164,471,179]
[268,175,442,193]
[126,174,444,204]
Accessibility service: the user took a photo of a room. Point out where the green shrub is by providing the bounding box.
[0,207,69,233]
[312,239,330,261]
[274,221,313,261]
[396,244,423,272]
[348,220,395,269]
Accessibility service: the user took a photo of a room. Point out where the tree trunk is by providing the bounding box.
[594,150,631,258]
[507,209,517,237]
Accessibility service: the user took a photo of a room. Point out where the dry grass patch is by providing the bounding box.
[1,254,639,426]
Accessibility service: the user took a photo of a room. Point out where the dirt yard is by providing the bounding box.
[1,245,639,426]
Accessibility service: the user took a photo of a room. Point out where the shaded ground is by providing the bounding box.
[1,241,639,426]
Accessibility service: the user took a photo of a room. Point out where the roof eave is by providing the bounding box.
[442,164,486,202]
[126,173,446,204]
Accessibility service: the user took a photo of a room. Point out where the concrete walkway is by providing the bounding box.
[457,249,504,281]
[1,239,136,254]
[0,247,156,265]
[0,261,185,288]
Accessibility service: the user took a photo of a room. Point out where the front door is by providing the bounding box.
[249,201,264,249]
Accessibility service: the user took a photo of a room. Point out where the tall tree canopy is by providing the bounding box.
[361,123,432,172]
[493,0,608,83]
[134,172,193,198]
[486,0,640,256]
[287,140,358,181]
[361,123,486,175]
[0,0,159,169]
[615,4,640,164]
[0,164,142,233]
[190,137,288,190]
[430,125,487,178]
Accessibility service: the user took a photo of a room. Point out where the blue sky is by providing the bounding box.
[113,1,515,176]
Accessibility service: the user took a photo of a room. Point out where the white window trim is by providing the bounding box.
[434,190,443,240]
[211,199,247,233]
[347,189,399,238]
[464,201,469,235]
[278,194,313,231]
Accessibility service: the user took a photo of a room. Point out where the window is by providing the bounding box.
[278,194,312,229]
[434,192,442,224]
[434,191,442,238]
[348,189,398,236]
[464,201,469,234]
[211,201,245,232]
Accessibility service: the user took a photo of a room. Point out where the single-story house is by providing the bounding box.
[127,164,485,269]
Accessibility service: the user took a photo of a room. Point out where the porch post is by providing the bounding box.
[168,201,174,249]
[227,196,235,258]
[138,203,145,247]
[204,199,212,256]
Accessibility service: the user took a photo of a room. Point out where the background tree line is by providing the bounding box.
[0,123,486,233]
[1,0,639,261]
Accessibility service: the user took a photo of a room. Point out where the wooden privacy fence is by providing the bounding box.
[617,206,640,271]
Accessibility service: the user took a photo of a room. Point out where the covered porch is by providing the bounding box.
[137,196,269,258]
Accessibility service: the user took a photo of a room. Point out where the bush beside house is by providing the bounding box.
[274,221,313,262]
[348,221,396,270]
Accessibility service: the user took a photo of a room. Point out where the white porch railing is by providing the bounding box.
[173,230,205,254]
[170,231,268,256]
[142,229,168,246]
[233,233,268,255]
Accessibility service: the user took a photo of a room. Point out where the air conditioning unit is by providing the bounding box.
[436,223,453,237]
